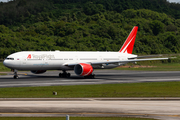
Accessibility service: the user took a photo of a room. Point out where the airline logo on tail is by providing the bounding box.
[119,26,138,54]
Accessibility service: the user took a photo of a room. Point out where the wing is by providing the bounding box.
[91,57,169,65]
[63,57,169,67]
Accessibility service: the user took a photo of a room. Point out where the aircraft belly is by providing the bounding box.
[92,64,119,69]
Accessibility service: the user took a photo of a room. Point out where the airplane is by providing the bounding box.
[3,26,169,79]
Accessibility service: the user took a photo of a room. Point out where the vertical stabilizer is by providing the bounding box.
[119,26,138,54]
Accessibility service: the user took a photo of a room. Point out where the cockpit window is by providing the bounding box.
[6,58,14,60]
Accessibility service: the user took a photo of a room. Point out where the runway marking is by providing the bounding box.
[6,73,27,75]
[0,112,180,118]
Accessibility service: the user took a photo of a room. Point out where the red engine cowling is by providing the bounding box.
[31,70,46,74]
[74,63,93,76]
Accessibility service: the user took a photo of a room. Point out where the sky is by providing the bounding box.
[0,0,180,3]
[168,0,180,2]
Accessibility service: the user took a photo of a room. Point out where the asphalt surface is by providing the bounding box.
[1,70,180,120]
[0,98,180,120]
[0,70,180,87]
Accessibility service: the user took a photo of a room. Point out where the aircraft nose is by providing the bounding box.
[3,59,11,68]
[3,60,8,67]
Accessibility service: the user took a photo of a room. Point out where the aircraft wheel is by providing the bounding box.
[91,74,95,79]
[59,72,71,78]
[84,74,95,79]
[67,73,71,78]
[59,73,62,77]
[13,75,18,79]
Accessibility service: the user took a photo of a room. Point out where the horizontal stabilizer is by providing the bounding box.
[128,55,163,59]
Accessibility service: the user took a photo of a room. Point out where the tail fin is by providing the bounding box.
[119,26,138,54]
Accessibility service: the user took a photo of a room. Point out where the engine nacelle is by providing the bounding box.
[31,70,46,74]
[74,63,93,76]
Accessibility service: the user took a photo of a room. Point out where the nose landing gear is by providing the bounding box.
[13,69,19,79]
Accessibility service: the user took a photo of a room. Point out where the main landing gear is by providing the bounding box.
[59,70,71,78]
[84,74,95,79]
[58,70,95,78]
[13,69,19,79]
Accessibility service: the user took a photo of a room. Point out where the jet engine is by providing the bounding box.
[74,63,93,76]
[31,70,47,74]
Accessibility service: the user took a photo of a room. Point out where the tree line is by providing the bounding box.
[0,0,180,58]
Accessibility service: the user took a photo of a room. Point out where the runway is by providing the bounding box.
[1,70,180,120]
[0,70,180,87]
[0,98,180,120]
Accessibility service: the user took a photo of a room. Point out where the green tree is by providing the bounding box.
[150,20,164,35]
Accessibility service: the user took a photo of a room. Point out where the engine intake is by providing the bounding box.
[74,63,93,76]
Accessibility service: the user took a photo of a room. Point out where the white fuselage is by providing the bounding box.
[3,51,137,71]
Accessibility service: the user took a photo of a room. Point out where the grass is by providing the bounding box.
[0,117,155,120]
[0,82,180,98]
[0,73,7,75]
[0,62,10,72]
[114,63,180,71]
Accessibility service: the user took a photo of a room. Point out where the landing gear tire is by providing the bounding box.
[84,74,95,79]
[13,69,18,79]
[67,73,70,78]
[13,75,18,79]
[59,71,71,78]
[91,74,95,79]
[59,73,62,77]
